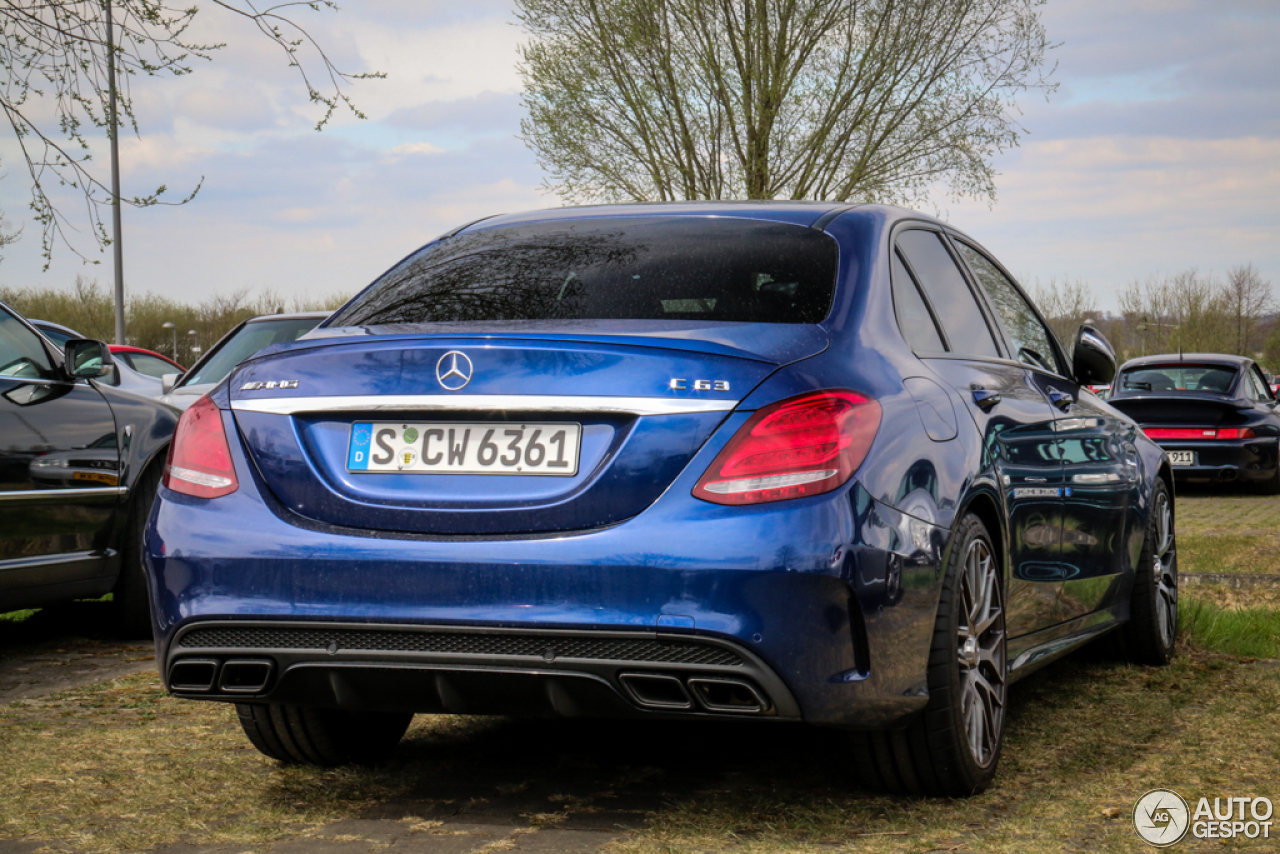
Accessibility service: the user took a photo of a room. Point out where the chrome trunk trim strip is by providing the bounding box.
[230,394,738,417]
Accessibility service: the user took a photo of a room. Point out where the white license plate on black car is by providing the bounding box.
[347,421,581,476]
[1168,450,1196,467]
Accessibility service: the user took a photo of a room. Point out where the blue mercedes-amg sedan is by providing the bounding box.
[145,203,1177,796]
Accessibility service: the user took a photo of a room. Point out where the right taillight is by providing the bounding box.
[163,395,239,499]
[693,390,881,506]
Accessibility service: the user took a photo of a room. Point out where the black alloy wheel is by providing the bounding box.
[1123,478,1178,665]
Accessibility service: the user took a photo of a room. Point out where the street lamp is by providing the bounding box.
[162,322,176,359]
[187,329,199,361]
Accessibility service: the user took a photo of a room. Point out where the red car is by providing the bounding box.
[107,345,184,380]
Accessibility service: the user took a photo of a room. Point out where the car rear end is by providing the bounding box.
[1109,361,1280,485]
[144,209,944,732]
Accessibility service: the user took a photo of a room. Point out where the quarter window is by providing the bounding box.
[895,230,1000,359]
[954,242,1063,376]
[890,250,946,353]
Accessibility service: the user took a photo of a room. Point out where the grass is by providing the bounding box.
[1178,597,1280,658]
[1179,532,1280,576]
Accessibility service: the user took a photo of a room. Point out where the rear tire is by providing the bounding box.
[851,514,1007,797]
[111,462,162,639]
[1122,479,1177,665]
[235,703,413,765]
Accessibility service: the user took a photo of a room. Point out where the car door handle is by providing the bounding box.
[1047,388,1074,411]
[971,388,1001,410]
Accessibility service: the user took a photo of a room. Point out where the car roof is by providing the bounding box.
[460,201,948,233]
[30,318,84,337]
[1120,353,1252,369]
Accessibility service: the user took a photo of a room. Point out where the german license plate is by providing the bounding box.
[347,421,581,476]
[1168,450,1196,466]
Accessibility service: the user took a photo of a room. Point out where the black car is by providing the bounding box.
[0,301,177,635]
[1109,354,1280,491]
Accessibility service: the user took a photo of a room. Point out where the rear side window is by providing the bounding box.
[1247,366,1272,401]
[328,218,839,326]
[0,309,56,380]
[890,251,946,352]
[1119,364,1237,394]
[895,230,1000,358]
[128,352,179,379]
[954,242,1064,375]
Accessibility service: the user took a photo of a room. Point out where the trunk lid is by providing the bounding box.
[1109,393,1254,428]
[229,326,826,535]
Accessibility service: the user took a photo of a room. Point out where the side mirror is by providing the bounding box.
[64,339,115,379]
[161,372,184,395]
[1072,325,1116,386]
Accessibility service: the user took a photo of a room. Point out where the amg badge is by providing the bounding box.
[239,380,299,391]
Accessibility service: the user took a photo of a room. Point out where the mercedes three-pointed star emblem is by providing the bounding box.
[435,350,473,391]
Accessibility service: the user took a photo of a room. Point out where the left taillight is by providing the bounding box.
[163,394,239,499]
[693,390,882,506]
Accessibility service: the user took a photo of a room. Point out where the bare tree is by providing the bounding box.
[1030,277,1095,349]
[1222,263,1273,356]
[1118,269,1235,358]
[517,0,1056,204]
[1,0,382,262]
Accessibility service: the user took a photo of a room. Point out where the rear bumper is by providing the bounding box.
[1157,438,1278,482]
[146,442,952,729]
[164,620,802,720]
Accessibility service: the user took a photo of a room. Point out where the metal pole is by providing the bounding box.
[106,0,126,345]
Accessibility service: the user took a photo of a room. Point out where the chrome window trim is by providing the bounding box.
[0,487,128,503]
[231,394,739,417]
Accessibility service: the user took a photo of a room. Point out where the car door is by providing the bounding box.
[891,228,1064,639]
[951,239,1134,623]
[0,307,122,608]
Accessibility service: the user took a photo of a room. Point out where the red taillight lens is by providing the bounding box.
[163,395,239,498]
[1143,427,1256,440]
[693,390,881,505]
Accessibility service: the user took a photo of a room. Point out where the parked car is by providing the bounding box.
[1,302,177,635]
[111,345,184,379]
[1108,354,1280,492]
[146,204,1176,797]
[29,320,167,398]
[159,312,328,411]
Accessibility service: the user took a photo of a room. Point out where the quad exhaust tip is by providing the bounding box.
[687,677,767,713]
[621,672,768,714]
[168,657,275,694]
[620,673,693,710]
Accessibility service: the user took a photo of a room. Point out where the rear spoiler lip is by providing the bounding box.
[1109,392,1254,410]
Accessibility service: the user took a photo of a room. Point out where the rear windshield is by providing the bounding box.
[327,218,839,326]
[1118,364,1237,394]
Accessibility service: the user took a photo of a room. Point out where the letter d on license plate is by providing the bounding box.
[348,421,581,476]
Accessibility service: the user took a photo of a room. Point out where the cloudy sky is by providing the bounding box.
[0,0,1277,313]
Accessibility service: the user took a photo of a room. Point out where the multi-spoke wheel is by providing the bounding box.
[1123,479,1178,665]
[957,535,1006,769]
[850,513,1007,797]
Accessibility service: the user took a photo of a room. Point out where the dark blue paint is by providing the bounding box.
[145,203,1169,728]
